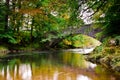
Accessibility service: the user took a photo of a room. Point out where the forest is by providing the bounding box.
[0,0,119,50]
[0,0,120,74]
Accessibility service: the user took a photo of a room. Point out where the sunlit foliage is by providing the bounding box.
[59,34,101,48]
[0,0,83,49]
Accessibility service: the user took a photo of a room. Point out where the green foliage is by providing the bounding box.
[0,0,109,49]
[41,0,50,6]
[115,36,120,45]
[59,34,101,48]
[0,31,17,44]
[0,46,8,50]
[87,45,120,72]
[0,3,6,29]
[91,0,120,39]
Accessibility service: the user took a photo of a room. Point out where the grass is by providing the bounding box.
[0,46,8,51]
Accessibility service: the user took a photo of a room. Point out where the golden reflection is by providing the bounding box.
[77,75,92,80]
[62,52,87,68]
[0,62,93,80]
[0,63,115,80]
[0,52,119,80]
[7,66,12,80]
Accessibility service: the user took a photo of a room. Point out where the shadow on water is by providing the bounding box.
[0,51,120,80]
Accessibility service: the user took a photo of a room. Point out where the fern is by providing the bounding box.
[0,32,17,44]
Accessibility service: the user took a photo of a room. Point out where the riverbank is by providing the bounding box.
[0,45,37,55]
[86,45,120,73]
[0,46,10,55]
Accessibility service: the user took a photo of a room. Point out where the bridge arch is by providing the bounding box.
[45,24,102,48]
[63,24,102,41]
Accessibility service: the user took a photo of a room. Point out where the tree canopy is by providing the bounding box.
[81,0,120,38]
[0,0,119,49]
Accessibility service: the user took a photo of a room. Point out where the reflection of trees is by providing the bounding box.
[61,52,86,68]
[0,53,118,80]
[0,64,32,80]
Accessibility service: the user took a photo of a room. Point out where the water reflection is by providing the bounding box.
[7,66,12,80]
[0,51,119,80]
[19,64,32,80]
[77,75,91,80]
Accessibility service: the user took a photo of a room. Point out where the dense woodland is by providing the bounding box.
[0,0,120,50]
[0,0,120,74]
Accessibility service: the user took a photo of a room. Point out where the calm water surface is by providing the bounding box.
[0,51,119,80]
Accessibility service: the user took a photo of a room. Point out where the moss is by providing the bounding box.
[100,55,113,68]
[86,45,120,72]
[0,46,9,56]
[87,53,104,63]
[59,34,101,48]
[0,46,8,50]
[112,62,120,72]
[104,48,115,54]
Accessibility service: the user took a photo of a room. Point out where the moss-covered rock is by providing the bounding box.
[112,62,120,72]
[86,44,120,72]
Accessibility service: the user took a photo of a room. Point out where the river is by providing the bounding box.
[0,51,119,80]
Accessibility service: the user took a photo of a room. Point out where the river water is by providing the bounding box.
[0,51,119,80]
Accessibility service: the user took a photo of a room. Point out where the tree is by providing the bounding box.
[0,1,6,31]
[0,0,84,48]
[4,0,10,31]
[79,0,120,39]
[102,0,120,37]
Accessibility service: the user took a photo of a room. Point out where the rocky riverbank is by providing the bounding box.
[86,45,120,72]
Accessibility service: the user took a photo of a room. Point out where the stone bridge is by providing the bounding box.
[46,24,102,48]
[62,24,101,39]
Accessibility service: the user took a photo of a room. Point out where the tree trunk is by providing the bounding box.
[4,0,10,31]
